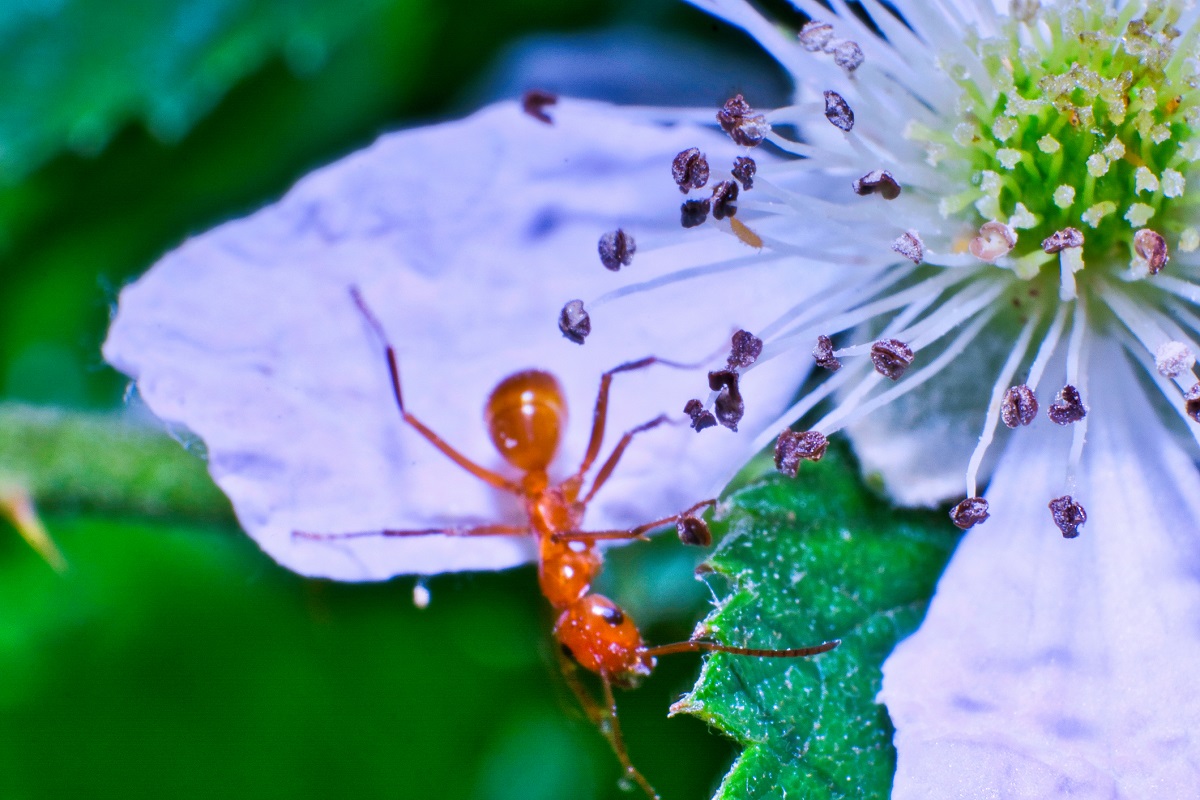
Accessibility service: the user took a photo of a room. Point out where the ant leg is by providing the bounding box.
[642,638,840,659]
[294,524,529,542]
[580,414,674,505]
[555,649,659,799]
[555,646,608,727]
[599,673,660,800]
[554,499,716,544]
[350,287,520,494]
[0,484,66,572]
[573,356,702,483]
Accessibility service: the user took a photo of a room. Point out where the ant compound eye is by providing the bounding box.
[676,515,712,547]
[592,600,626,627]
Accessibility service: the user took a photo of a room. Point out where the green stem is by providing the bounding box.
[0,403,231,520]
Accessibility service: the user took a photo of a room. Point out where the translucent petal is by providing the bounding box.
[881,351,1200,795]
[104,99,807,581]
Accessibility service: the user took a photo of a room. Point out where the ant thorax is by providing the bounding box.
[531,489,599,609]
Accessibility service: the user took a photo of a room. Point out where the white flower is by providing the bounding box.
[103,100,807,581]
[560,0,1200,795]
[104,0,1200,794]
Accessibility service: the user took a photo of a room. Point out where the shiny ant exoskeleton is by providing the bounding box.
[297,288,839,799]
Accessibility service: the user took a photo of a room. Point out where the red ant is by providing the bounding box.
[298,288,839,799]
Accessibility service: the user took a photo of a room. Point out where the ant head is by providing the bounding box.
[555,595,655,687]
[485,370,566,473]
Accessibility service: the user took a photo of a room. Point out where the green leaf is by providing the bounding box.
[0,0,396,183]
[675,448,958,800]
[0,513,735,800]
[0,0,619,408]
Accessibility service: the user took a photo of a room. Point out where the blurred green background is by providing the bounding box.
[0,1,792,798]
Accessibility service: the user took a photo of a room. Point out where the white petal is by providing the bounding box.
[881,354,1200,796]
[104,99,806,581]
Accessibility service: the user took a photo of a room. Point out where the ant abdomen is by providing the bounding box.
[554,594,654,686]
[484,370,565,472]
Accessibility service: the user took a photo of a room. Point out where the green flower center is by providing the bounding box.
[910,0,1198,278]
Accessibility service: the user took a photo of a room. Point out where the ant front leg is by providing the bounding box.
[555,644,608,727]
[599,673,660,800]
[555,649,660,800]
[294,524,529,542]
[349,287,520,495]
[554,499,717,546]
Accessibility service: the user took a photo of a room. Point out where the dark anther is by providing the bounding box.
[717,94,771,147]
[774,430,829,477]
[732,156,757,190]
[832,40,864,72]
[1047,384,1088,425]
[594,602,625,626]
[950,497,990,530]
[677,515,712,547]
[708,369,737,392]
[798,20,834,51]
[1042,227,1084,253]
[681,198,711,228]
[1001,384,1039,428]
[823,90,855,132]
[672,147,710,193]
[709,369,744,431]
[561,642,579,663]
[558,300,591,345]
[716,388,746,430]
[711,180,739,220]
[598,229,636,271]
[1134,228,1169,274]
[1185,384,1200,423]
[1048,495,1087,539]
[727,329,763,369]
[891,230,925,264]
[852,169,901,200]
[684,398,718,432]
[813,334,842,371]
[521,89,558,124]
[870,339,914,380]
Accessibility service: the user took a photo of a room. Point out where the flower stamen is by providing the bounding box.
[964,308,1044,501]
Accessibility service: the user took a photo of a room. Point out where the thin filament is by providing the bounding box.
[965,308,1043,497]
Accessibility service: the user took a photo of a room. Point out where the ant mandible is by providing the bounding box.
[298,288,839,800]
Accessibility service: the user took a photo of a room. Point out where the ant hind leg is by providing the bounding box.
[573,355,706,485]
[580,414,675,504]
[348,287,520,495]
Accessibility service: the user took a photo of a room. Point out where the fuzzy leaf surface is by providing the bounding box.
[677,450,957,799]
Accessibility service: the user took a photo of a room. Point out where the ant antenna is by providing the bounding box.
[642,638,840,659]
